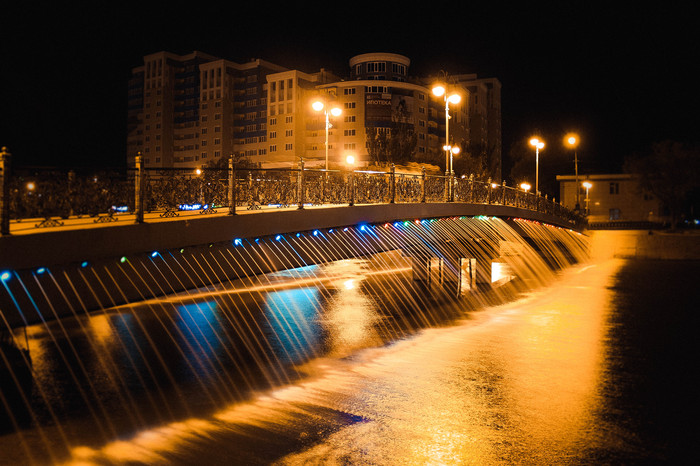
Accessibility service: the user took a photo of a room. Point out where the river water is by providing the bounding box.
[1,249,698,464]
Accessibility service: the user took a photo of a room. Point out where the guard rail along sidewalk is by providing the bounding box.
[0,148,585,234]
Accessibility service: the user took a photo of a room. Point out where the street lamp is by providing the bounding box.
[433,84,461,201]
[529,137,545,195]
[582,181,592,216]
[312,100,342,171]
[565,133,580,211]
[520,182,531,193]
[442,144,461,200]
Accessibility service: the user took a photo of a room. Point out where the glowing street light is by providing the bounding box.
[312,99,342,171]
[520,182,531,193]
[529,137,545,195]
[345,154,355,166]
[565,133,580,210]
[433,82,461,201]
[582,181,592,216]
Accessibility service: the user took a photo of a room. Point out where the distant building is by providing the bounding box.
[557,173,670,227]
[127,51,501,177]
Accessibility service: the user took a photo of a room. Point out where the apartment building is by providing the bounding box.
[127,51,502,177]
[127,51,288,168]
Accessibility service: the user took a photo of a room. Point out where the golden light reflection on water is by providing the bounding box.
[61,259,623,465]
[323,276,382,355]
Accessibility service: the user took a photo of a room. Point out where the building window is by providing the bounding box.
[344,88,356,95]
[609,182,619,194]
[345,115,356,123]
[285,115,293,124]
[285,129,293,137]
[285,143,293,151]
[344,129,356,136]
[367,62,386,73]
[392,63,406,75]
[609,208,621,220]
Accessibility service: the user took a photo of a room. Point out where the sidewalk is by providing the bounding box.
[6,204,313,236]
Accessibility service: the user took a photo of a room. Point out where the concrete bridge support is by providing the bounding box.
[406,250,494,297]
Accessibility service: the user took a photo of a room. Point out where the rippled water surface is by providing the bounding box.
[2,253,697,464]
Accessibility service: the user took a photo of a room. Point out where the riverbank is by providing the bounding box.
[588,229,700,260]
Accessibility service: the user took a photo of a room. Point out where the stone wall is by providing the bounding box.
[589,230,700,261]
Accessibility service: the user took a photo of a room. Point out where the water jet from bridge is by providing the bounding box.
[0,216,588,463]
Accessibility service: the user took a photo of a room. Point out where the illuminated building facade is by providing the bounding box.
[127,51,501,177]
[557,173,670,226]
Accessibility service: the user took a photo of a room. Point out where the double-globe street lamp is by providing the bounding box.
[432,84,461,201]
[312,100,342,172]
[529,137,545,195]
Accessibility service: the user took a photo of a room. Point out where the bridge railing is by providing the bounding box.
[0,147,583,233]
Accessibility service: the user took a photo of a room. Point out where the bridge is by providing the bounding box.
[0,156,586,329]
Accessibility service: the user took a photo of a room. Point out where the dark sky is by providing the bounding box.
[2,2,697,181]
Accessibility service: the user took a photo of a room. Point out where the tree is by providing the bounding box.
[366,128,390,165]
[365,98,417,166]
[508,139,534,187]
[624,140,700,228]
[453,140,498,181]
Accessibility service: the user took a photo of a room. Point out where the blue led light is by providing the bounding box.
[1,271,11,281]
[296,232,301,238]
[313,230,319,236]
[329,229,334,233]
[151,251,159,258]
[81,261,89,268]
[36,267,46,274]
[234,238,242,246]
[255,238,260,243]
[275,235,282,241]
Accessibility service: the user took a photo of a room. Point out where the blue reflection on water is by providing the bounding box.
[263,287,323,364]
[175,301,222,371]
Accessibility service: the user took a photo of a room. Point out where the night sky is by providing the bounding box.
[2,3,697,184]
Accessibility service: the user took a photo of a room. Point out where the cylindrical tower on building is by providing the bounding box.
[349,53,410,81]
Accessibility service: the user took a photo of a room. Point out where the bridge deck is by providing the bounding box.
[1,202,582,271]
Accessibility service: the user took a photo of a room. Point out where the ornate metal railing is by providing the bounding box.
[0,148,584,234]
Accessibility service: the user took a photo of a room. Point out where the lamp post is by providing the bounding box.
[312,100,342,172]
[432,84,461,201]
[442,144,461,201]
[582,181,592,216]
[565,134,580,211]
[346,154,355,206]
[529,137,545,195]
